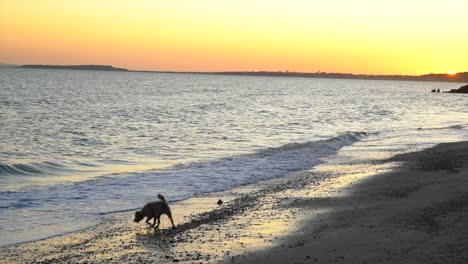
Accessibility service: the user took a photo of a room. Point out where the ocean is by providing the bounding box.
[0,68,467,246]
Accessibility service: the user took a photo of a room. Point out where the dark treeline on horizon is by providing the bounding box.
[19,65,128,72]
[211,71,468,83]
[11,64,468,83]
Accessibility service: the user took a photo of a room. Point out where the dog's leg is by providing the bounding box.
[146,216,153,226]
[152,217,159,228]
[155,216,160,228]
[167,212,176,229]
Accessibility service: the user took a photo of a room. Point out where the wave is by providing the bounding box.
[160,132,368,189]
[0,160,94,177]
[0,132,367,246]
[445,125,464,130]
[254,131,368,157]
[418,124,465,131]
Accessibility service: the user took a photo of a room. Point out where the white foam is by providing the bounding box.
[0,132,364,247]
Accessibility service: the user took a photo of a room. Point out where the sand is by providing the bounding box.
[1,141,467,264]
[233,142,468,264]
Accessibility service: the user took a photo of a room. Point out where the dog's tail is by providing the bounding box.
[157,194,167,204]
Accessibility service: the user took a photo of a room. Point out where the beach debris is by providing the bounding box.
[217,199,223,206]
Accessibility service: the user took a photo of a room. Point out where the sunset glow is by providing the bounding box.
[1,0,467,74]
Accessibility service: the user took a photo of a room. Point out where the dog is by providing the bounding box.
[134,194,176,229]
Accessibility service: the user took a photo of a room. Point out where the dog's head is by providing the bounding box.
[134,211,144,223]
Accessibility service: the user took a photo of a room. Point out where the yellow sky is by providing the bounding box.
[1,0,467,74]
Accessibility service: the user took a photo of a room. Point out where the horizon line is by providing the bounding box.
[6,63,467,77]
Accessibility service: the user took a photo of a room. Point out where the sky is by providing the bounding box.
[1,0,467,74]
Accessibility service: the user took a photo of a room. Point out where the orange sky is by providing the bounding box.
[1,0,467,74]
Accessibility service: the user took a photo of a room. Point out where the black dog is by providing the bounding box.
[134,194,176,229]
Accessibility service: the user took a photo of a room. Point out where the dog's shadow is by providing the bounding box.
[135,226,179,249]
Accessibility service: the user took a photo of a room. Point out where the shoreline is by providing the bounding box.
[1,141,467,263]
[0,133,364,248]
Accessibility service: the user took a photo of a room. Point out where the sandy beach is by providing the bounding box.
[1,141,467,264]
[2,0,468,263]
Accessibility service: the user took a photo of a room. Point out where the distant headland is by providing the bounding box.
[0,63,18,68]
[18,64,128,71]
[208,71,468,83]
[3,63,468,83]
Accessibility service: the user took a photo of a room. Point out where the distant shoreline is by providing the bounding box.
[6,64,468,83]
[18,64,128,72]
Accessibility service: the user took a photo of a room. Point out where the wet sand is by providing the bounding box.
[1,141,467,264]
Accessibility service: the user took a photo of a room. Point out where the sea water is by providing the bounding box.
[0,68,467,246]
